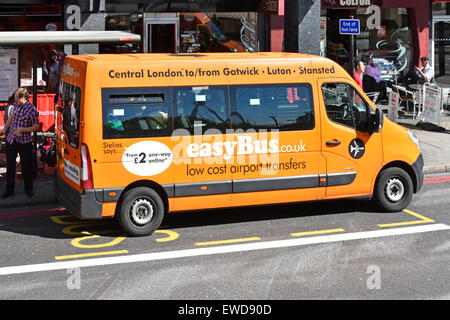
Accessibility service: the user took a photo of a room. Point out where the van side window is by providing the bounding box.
[61,81,81,148]
[322,83,369,131]
[230,84,314,131]
[174,86,228,134]
[102,90,171,139]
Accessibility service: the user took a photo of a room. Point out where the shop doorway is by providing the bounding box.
[144,16,179,53]
[433,16,450,84]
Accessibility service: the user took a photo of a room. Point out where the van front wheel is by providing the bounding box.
[374,167,413,212]
[118,187,164,237]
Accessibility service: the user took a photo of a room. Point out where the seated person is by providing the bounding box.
[399,56,434,86]
[414,56,434,83]
[364,58,392,100]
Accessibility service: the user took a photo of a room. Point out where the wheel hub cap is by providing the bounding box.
[130,198,154,225]
[385,178,404,202]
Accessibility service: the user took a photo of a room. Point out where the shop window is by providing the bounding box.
[356,8,413,82]
[323,8,413,82]
[230,84,314,131]
[179,12,257,53]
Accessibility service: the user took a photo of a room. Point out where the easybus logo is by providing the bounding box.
[187,136,279,160]
[185,136,307,160]
[171,125,307,166]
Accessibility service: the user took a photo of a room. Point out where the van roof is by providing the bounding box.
[67,52,330,64]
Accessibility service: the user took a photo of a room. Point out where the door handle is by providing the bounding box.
[326,140,341,146]
[64,148,70,155]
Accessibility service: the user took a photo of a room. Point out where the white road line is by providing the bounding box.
[1,223,449,276]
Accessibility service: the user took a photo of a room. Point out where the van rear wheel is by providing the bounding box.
[118,187,164,237]
[374,167,413,212]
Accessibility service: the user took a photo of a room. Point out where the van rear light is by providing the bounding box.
[81,143,94,189]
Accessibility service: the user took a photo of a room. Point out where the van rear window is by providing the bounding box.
[61,81,81,148]
[102,89,171,139]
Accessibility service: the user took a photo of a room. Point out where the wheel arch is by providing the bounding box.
[377,161,418,193]
[115,180,169,216]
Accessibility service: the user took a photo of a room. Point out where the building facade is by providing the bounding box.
[0,0,433,101]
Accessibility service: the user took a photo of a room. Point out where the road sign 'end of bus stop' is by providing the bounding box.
[339,19,360,35]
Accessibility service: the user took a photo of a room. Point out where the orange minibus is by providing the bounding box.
[55,52,423,236]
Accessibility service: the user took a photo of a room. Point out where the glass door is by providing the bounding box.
[144,16,179,53]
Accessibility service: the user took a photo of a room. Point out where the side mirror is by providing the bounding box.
[368,108,384,134]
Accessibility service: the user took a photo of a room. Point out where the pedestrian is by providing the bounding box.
[2,92,21,178]
[48,49,60,94]
[353,60,365,90]
[1,88,40,198]
[3,93,16,137]
[55,45,66,74]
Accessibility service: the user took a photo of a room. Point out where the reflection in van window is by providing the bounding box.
[103,93,170,139]
[174,86,228,134]
[230,84,314,131]
[61,81,81,148]
[322,83,368,131]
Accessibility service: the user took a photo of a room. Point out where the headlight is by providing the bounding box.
[408,130,421,150]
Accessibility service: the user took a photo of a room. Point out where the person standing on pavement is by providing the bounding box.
[353,60,365,90]
[3,93,16,137]
[48,49,60,95]
[1,88,40,198]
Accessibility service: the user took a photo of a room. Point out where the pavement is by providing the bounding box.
[0,104,449,209]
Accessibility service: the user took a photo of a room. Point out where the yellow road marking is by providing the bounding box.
[50,215,83,225]
[378,209,435,228]
[195,237,261,246]
[155,230,180,242]
[290,228,345,237]
[71,234,128,249]
[55,250,129,260]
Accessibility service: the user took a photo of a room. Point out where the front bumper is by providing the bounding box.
[412,153,424,193]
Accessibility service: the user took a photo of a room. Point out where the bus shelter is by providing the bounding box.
[0,30,141,175]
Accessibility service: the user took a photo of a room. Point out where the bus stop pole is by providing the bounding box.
[349,15,355,74]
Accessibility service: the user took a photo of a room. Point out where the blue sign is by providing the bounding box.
[339,19,360,35]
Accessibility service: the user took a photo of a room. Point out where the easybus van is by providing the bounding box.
[55,52,424,236]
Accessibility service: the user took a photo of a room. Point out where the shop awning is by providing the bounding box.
[0,31,141,45]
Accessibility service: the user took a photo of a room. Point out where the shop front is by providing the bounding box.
[432,0,450,84]
[320,0,430,82]
[102,11,260,54]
